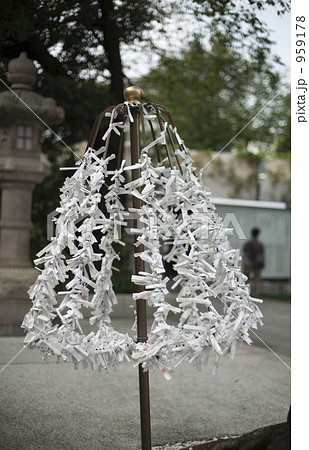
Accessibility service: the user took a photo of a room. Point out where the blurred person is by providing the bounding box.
[243,227,265,297]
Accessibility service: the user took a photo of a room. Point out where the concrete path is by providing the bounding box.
[248,298,290,357]
[0,299,290,449]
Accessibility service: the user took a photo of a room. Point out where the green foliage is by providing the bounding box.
[263,293,291,302]
[0,0,167,102]
[37,75,113,145]
[140,39,287,152]
[0,1,290,90]
[275,93,291,154]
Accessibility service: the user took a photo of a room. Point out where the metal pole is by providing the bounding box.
[130,101,152,450]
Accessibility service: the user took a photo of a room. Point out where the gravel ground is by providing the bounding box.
[0,323,290,450]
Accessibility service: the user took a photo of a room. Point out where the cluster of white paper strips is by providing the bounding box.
[22,105,263,378]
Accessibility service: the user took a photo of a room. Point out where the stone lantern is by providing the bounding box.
[0,52,64,334]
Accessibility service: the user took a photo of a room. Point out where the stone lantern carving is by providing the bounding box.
[0,52,64,333]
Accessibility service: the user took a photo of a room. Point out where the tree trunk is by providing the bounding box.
[25,36,70,78]
[99,0,124,103]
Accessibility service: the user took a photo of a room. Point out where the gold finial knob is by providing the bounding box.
[124,86,143,104]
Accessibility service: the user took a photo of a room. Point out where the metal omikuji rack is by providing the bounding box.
[23,85,263,450]
[86,86,186,449]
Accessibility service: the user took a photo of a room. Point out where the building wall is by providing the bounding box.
[191,150,291,203]
[213,199,291,280]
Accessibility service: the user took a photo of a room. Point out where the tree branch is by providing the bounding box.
[25,35,70,78]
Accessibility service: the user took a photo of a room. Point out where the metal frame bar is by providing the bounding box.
[130,105,151,450]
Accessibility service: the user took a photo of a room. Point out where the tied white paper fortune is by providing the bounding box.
[22,111,263,378]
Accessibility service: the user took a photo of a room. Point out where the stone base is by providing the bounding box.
[0,267,37,335]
